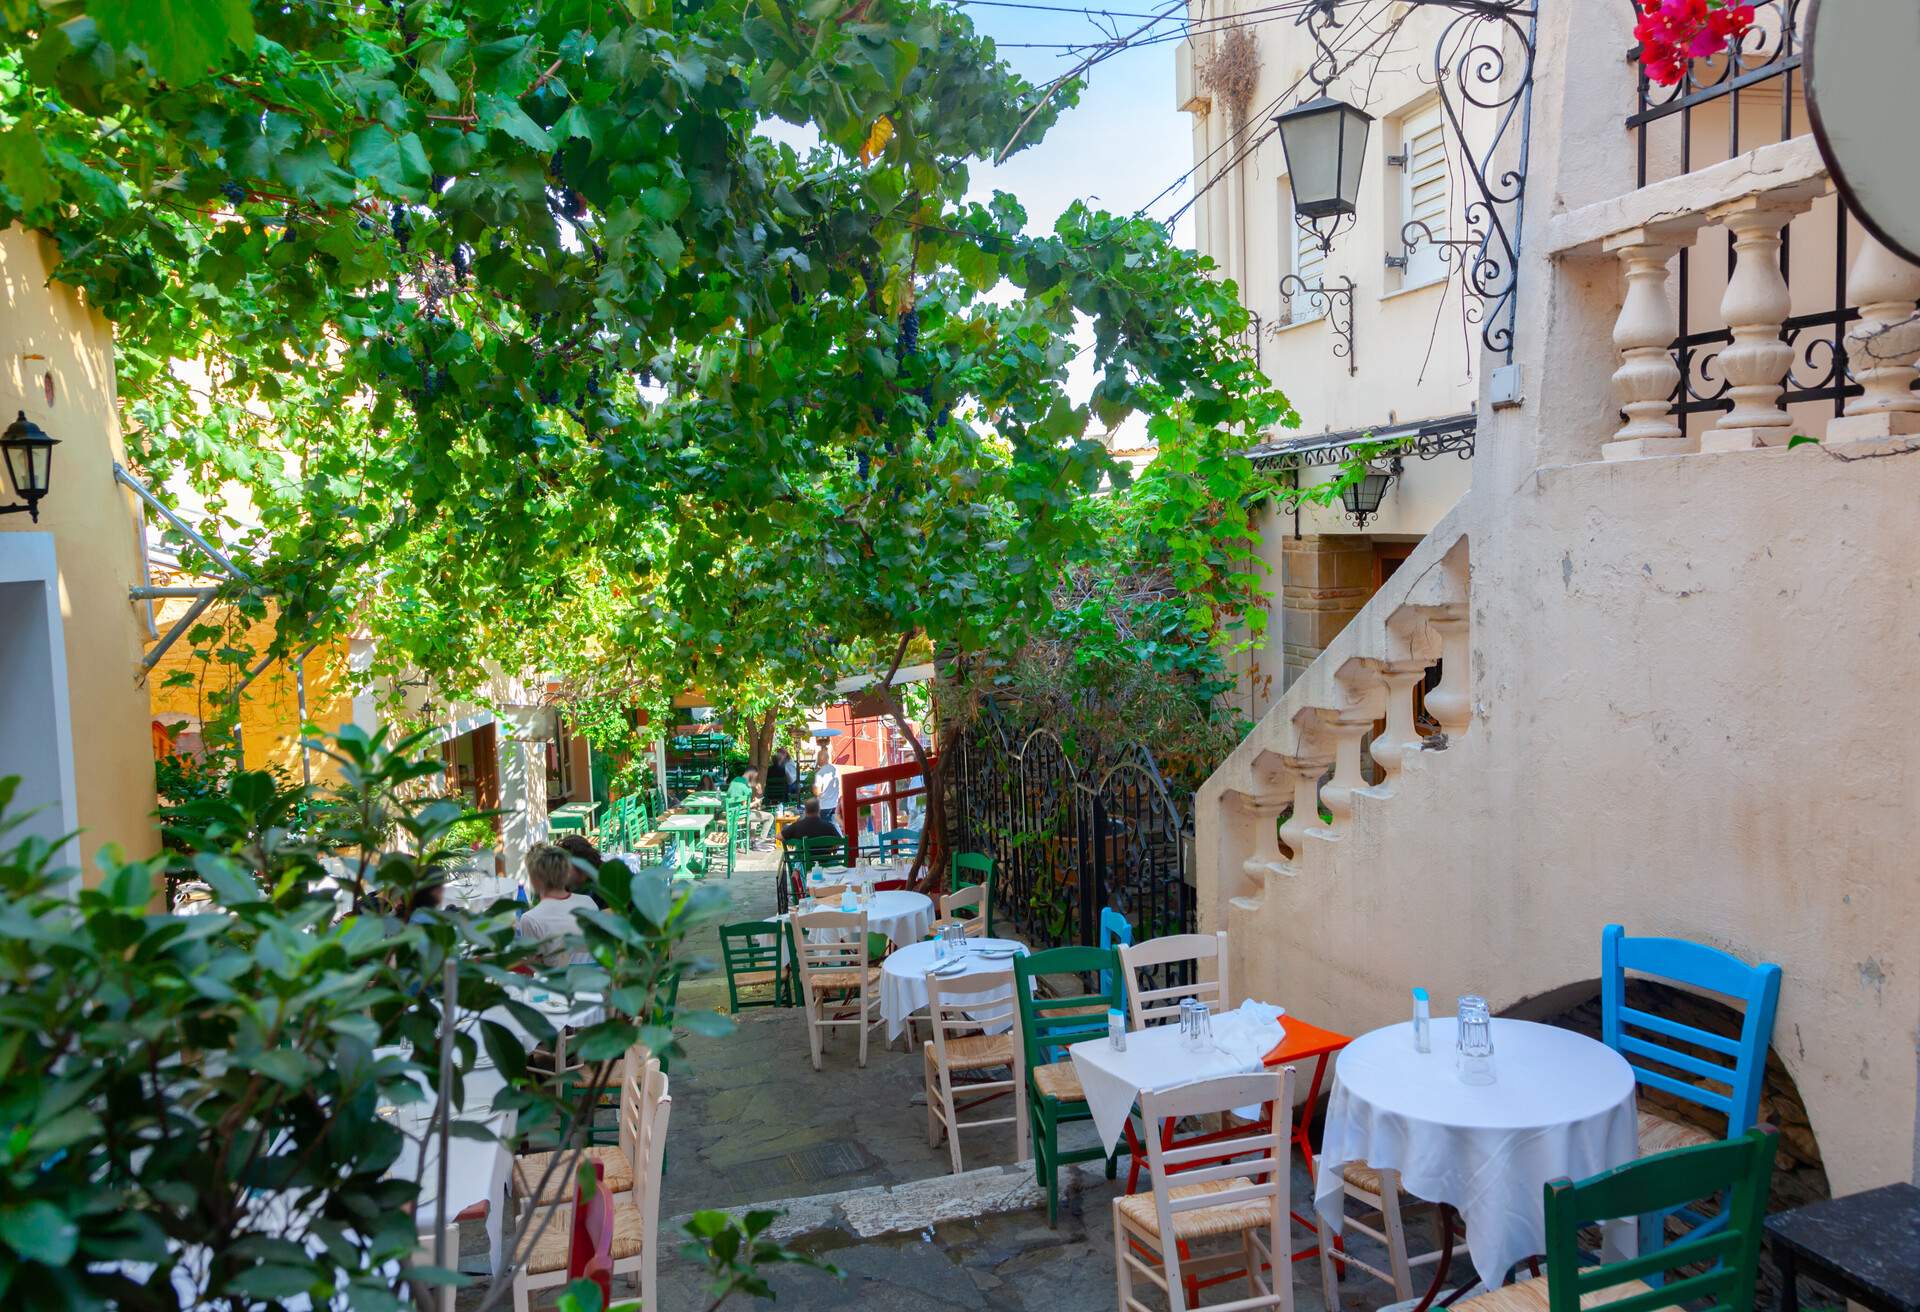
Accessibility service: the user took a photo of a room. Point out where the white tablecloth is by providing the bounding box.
[1068,1001,1287,1151]
[791,889,934,953]
[1313,1018,1638,1287]
[386,1065,515,1274]
[879,938,1028,1041]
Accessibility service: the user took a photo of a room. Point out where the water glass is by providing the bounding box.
[1180,997,1212,1049]
[942,922,966,958]
[1456,994,1495,1085]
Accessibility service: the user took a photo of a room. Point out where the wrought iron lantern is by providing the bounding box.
[0,410,59,523]
[1341,457,1401,528]
[1275,95,1373,254]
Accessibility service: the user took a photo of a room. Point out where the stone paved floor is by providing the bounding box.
[460,842,1408,1309]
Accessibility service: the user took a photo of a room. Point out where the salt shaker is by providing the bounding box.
[1107,1007,1127,1051]
[1412,987,1431,1053]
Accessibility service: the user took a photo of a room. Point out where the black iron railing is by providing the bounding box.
[1624,0,1860,426]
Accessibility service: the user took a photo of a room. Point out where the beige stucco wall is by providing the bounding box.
[1195,1,1920,1193]
[0,226,159,873]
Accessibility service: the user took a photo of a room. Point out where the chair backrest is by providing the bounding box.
[720,921,783,980]
[871,827,920,861]
[1013,945,1124,1076]
[1097,907,1134,994]
[1119,931,1230,1029]
[940,884,988,936]
[1600,924,1781,1136]
[618,1043,662,1166]
[791,909,870,980]
[794,833,850,870]
[1541,1127,1776,1312]
[806,882,851,900]
[951,851,992,888]
[926,967,1022,1077]
[1138,1065,1294,1301]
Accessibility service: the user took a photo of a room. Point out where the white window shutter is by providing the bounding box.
[1289,187,1327,322]
[1402,103,1448,287]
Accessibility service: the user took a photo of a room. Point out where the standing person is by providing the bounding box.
[516,843,598,969]
[813,744,841,829]
[762,749,791,806]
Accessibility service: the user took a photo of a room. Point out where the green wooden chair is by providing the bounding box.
[726,797,750,854]
[1012,944,1127,1226]
[949,852,995,935]
[863,827,920,863]
[720,921,789,1011]
[781,833,851,907]
[1441,1127,1776,1312]
[951,850,991,888]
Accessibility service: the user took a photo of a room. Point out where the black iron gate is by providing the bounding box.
[946,707,1195,980]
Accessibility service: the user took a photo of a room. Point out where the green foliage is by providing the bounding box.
[0,729,738,1308]
[0,0,1295,749]
[681,1208,840,1306]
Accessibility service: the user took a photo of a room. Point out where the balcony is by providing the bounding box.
[1544,11,1920,459]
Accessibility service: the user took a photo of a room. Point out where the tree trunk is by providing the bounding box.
[747,709,776,778]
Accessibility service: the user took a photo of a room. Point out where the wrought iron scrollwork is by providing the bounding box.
[1398,0,1539,363]
[1279,274,1357,374]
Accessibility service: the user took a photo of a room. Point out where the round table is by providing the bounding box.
[1313,1017,1638,1294]
[793,888,935,952]
[879,938,1028,1041]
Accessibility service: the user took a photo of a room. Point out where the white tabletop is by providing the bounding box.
[879,937,1027,1040]
[791,889,935,956]
[1069,1001,1287,1150]
[1314,1018,1638,1287]
[382,1063,516,1274]
[656,813,715,834]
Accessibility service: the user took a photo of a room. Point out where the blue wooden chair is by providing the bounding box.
[1097,906,1134,998]
[863,827,920,863]
[1600,923,1781,1263]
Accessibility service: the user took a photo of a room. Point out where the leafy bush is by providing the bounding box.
[0,728,750,1309]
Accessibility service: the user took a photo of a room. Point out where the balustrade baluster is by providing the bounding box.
[1319,714,1374,827]
[1603,225,1696,460]
[1367,659,1432,785]
[1275,753,1333,858]
[1829,233,1920,442]
[1700,194,1814,452]
[1423,612,1472,735]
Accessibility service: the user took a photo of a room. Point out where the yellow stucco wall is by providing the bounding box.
[146,600,354,785]
[0,225,159,874]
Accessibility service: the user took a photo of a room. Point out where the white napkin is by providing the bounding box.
[1209,999,1287,1070]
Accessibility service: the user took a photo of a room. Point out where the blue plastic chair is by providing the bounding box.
[1097,906,1134,999]
[1600,923,1782,1263]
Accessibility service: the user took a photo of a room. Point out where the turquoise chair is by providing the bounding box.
[1097,907,1134,998]
[864,827,919,863]
[1600,923,1781,1264]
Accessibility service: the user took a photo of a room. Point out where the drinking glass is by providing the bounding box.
[1456,994,1495,1084]
[942,922,966,958]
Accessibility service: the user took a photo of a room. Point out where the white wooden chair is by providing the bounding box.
[510,1043,652,1213]
[921,966,1027,1173]
[1113,1065,1299,1312]
[792,908,882,1069]
[1118,931,1230,1029]
[511,1057,670,1311]
[1320,1162,1448,1305]
[938,884,989,937]
[409,1221,459,1312]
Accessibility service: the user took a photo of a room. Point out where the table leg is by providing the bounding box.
[1289,1053,1339,1265]
[1411,1206,1455,1312]
[1775,1247,1799,1312]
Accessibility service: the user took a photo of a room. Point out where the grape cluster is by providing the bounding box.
[451,244,470,284]
[898,306,919,354]
[390,204,412,252]
[219,181,246,205]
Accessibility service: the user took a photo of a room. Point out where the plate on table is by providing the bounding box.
[930,959,972,978]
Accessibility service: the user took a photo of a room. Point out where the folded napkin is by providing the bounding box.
[1209,999,1288,1070]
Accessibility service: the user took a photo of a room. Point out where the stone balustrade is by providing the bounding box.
[1548,135,1920,459]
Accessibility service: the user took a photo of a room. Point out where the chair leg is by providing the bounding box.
[1379,1172,1415,1301]
[857,986,869,1068]
[1318,1216,1342,1312]
[1113,1202,1133,1312]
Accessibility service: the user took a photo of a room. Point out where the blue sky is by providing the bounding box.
[955,1,1196,244]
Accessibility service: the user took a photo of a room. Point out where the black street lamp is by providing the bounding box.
[0,411,59,523]
[1341,457,1401,529]
[1275,95,1374,254]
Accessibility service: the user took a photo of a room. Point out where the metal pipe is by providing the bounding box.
[130,585,224,600]
[294,657,312,787]
[112,463,253,582]
[140,591,218,670]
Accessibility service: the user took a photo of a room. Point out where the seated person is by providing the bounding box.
[555,832,608,908]
[779,799,842,843]
[515,842,598,969]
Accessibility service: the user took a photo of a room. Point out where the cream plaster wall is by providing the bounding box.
[0,226,158,874]
[1195,0,1920,1193]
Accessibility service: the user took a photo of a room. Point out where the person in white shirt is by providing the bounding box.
[812,745,841,821]
[516,843,598,970]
